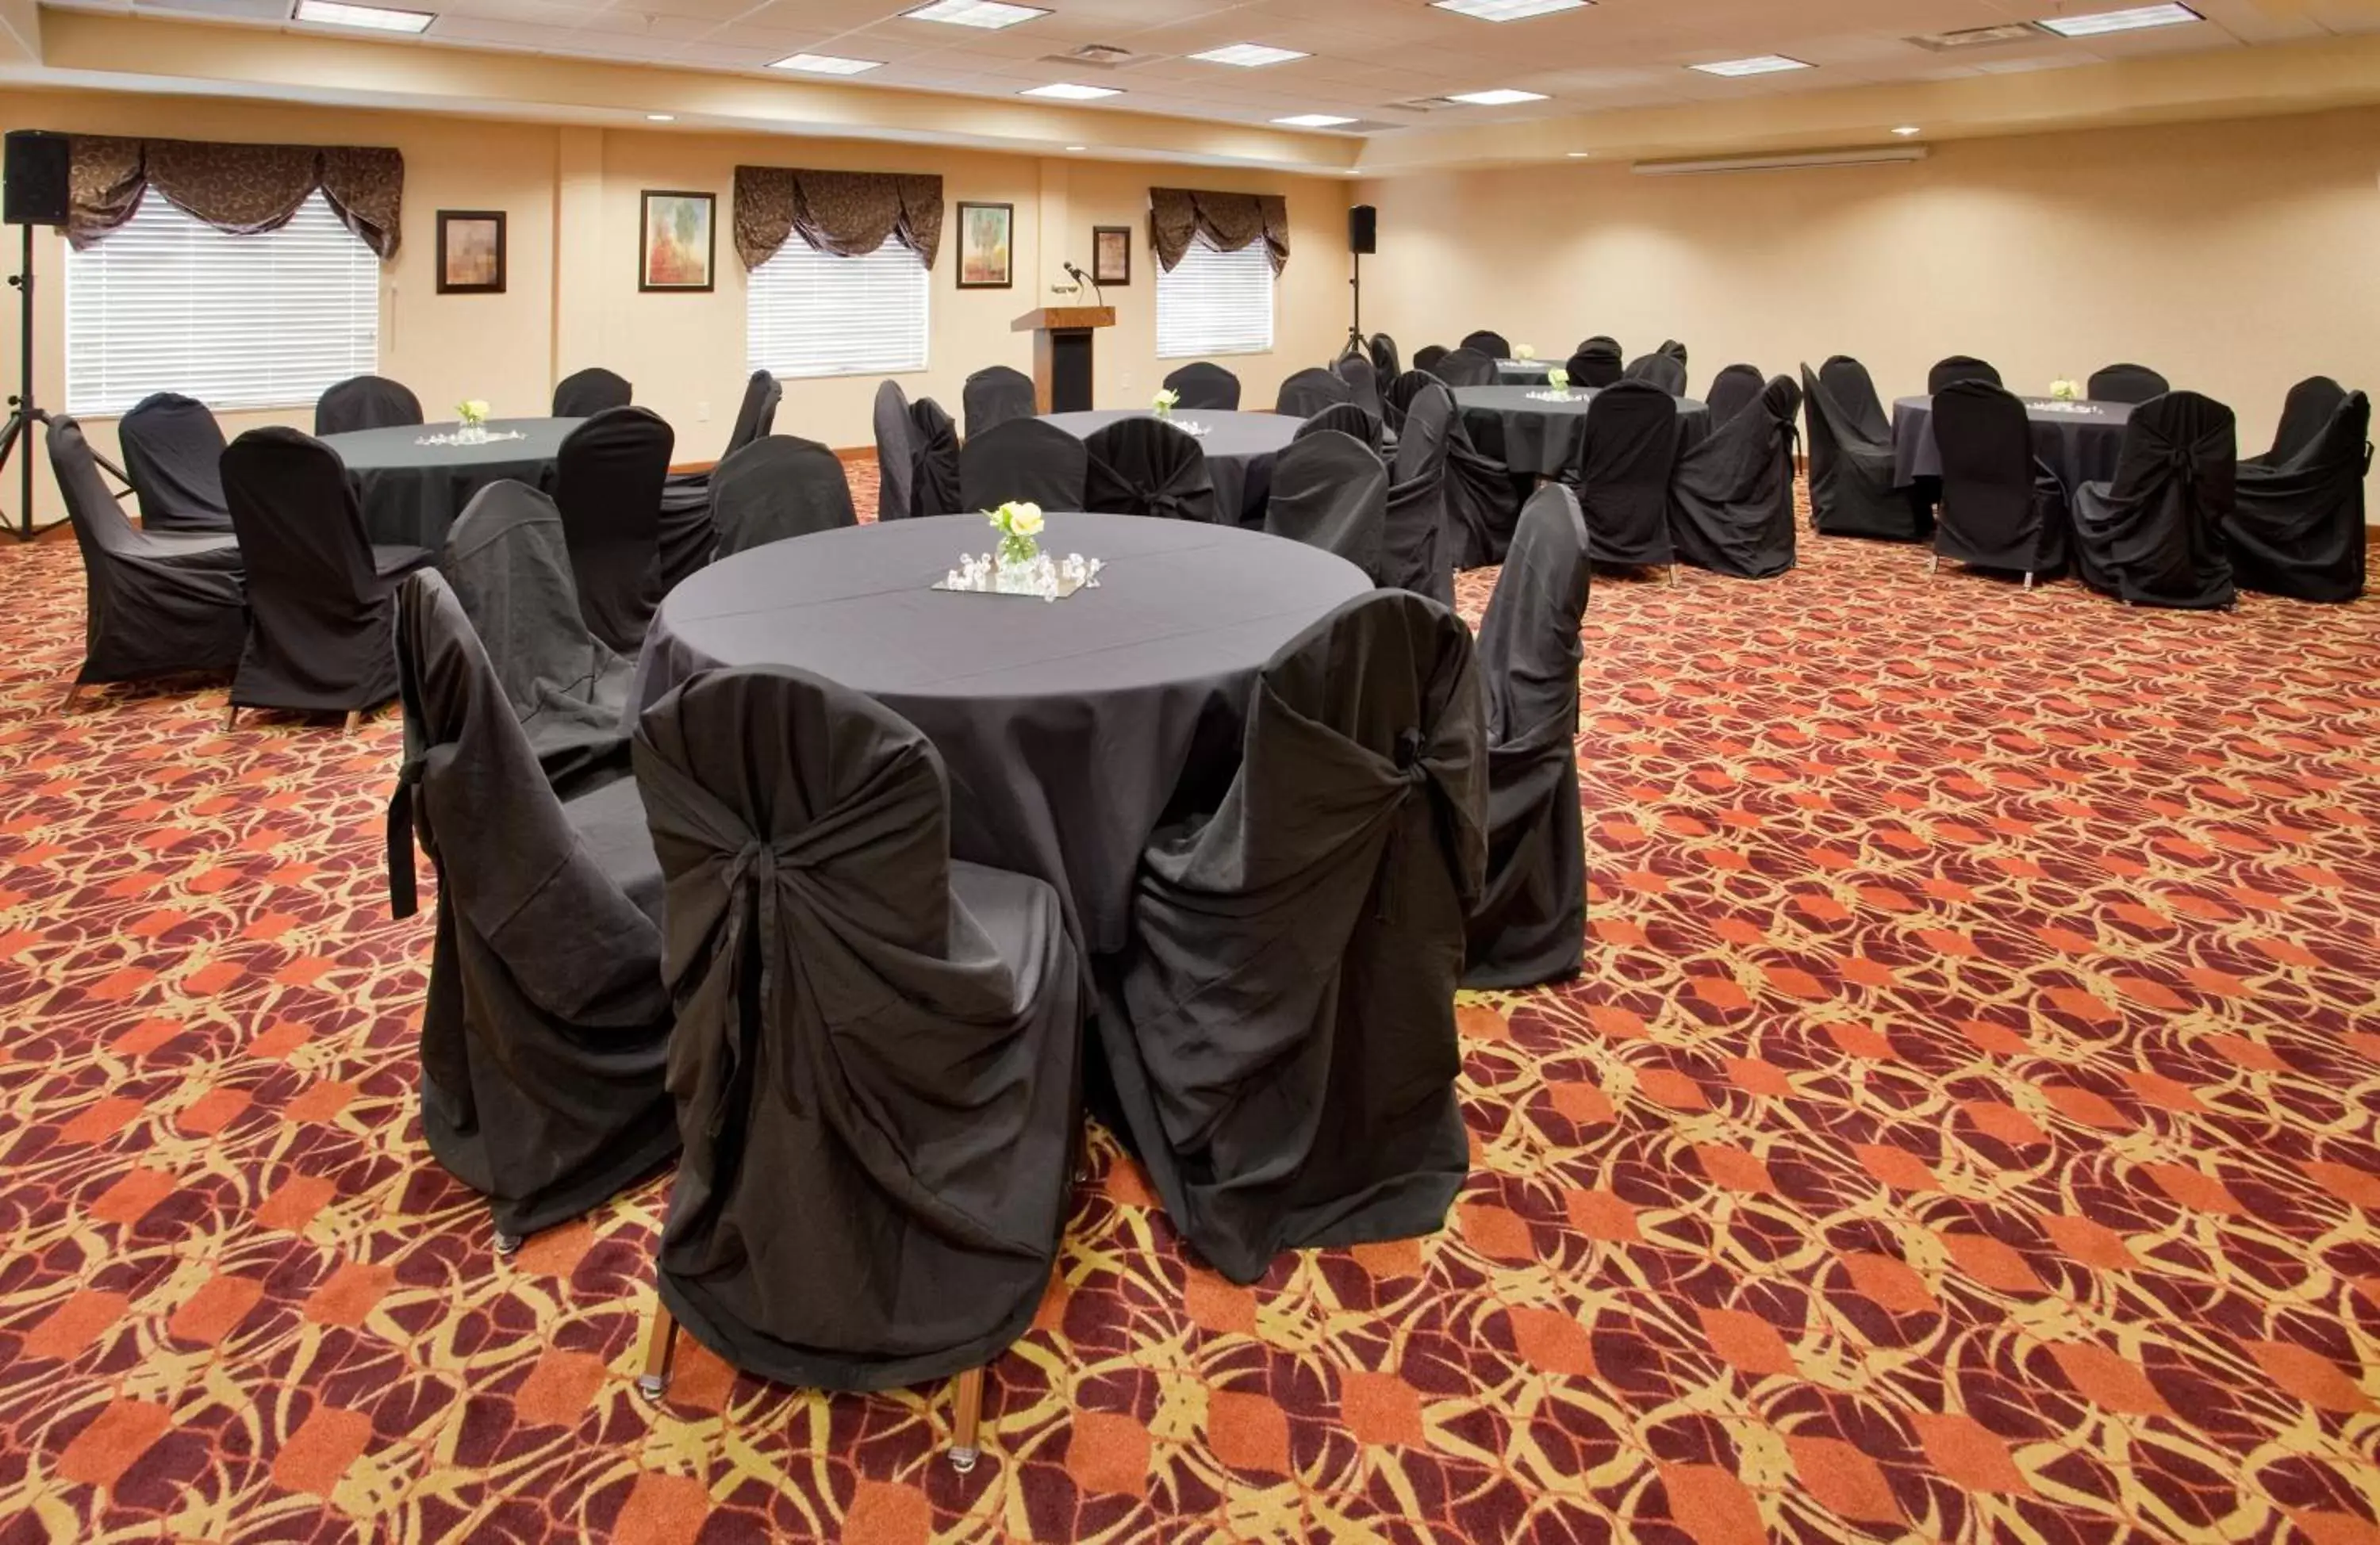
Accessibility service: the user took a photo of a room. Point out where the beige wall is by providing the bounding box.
[0,86,1354,523]
[1356,106,2380,485]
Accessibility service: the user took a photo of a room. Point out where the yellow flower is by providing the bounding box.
[1010,503,1044,537]
[1545,367,1569,391]
[1514,343,1536,361]
[1151,388,1180,412]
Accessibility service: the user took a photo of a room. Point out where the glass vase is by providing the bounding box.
[995,535,1041,593]
[458,421,489,445]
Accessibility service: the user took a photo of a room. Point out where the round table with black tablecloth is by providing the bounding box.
[630,512,1369,954]
[1494,359,1554,386]
[323,418,582,549]
[1453,386,1713,481]
[1891,395,2135,495]
[1041,410,1300,528]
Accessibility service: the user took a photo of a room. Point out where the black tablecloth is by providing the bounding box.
[1454,387,1713,479]
[324,418,582,548]
[1891,396,2135,493]
[1495,359,1554,386]
[631,512,1369,953]
[1042,410,1299,527]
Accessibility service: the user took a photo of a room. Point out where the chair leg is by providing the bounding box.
[1927,553,1940,577]
[61,683,84,712]
[493,1229,524,1256]
[223,703,240,731]
[637,1300,679,1399]
[948,1366,985,1473]
[1667,564,1679,586]
[343,709,363,734]
[2023,571,2036,591]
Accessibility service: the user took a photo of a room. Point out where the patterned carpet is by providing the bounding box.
[3,475,2378,1545]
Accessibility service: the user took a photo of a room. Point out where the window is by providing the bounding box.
[64,190,381,416]
[1156,236,1274,358]
[747,233,930,378]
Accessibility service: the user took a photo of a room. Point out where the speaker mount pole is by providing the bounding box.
[1,221,37,542]
[1345,248,1365,358]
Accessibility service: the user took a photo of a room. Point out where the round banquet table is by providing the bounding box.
[1494,358,1554,386]
[323,417,582,550]
[631,512,1370,953]
[1041,409,1300,528]
[1891,395,2135,494]
[1453,385,1713,480]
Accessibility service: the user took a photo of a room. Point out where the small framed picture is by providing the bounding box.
[639,190,716,293]
[957,201,1014,289]
[1092,225,1130,286]
[436,210,505,294]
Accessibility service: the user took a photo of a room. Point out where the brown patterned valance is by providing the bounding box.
[1149,187,1289,275]
[65,135,403,259]
[732,167,943,272]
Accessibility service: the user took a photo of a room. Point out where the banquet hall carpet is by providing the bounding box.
[2,477,2378,1544]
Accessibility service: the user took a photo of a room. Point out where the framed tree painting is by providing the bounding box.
[436,210,506,294]
[956,201,1013,289]
[639,190,716,293]
[1092,224,1130,286]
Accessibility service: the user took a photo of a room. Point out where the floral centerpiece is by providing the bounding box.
[1514,343,1537,362]
[988,500,1045,572]
[2048,378,2082,402]
[455,398,492,443]
[1545,366,1570,393]
[1151,387,1180,420]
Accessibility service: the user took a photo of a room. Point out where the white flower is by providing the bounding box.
[2048,378,2081,402]
[988,500,1044,538]
[1151,388,1180,412]
[1514,343,1536,361]
[456,398,490,424]
[1545,367,1569,392]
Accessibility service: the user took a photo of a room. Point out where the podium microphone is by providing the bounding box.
[1063,259,1104,309]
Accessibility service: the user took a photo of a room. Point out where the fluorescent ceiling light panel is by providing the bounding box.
[1688,55,1810,76]
[2035,2,2199,35]
[1190,43,1309,67]
[293,0,433,31]
[1273,113,1357,127]
[770,52,883,74]
[1433,0,1589,19]
[902,1,1046,29]
[1021,82,1120,98]
[1445,88,1549,105]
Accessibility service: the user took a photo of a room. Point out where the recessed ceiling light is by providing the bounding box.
[1565,150,1591,157]
[1445,88,1549,105]
[2036,2,2200,36]
[1021,82,1121,99]
[770,52,884,74]
[902,0,1046,28]
[1891,125,1921,136]
[645,113,675,121]
[1065,144,1086,151]
[1432,0,1589,19]
[1274,113,1358,127]
[1189,43,1308,67]
[1687,54,1811,76]
[292,0,433,32]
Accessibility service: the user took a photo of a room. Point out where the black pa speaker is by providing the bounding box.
[5,131,70,228]
[1349,204,1377,256]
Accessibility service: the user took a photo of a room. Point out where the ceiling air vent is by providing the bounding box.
[1037,43,1147,68]
[1388,97,1461,111]
[1906,22,2048,50]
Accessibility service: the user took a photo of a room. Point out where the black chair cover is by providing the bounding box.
[1411,345,1449,376]
[1385,382,1456,606]
[1444,407,1529,570]
[962,366,1037,440]
[1084,417,1218,523]
[1296,401,1384,454]
[1932,381,2071,578]
[220,427,404,714]
[1669,375,1801,579]
[2071,390,2237,609]
[1704,364,1765,425]
[1460,330,1512,361]
[1265,429,1388,581]
[1568,339,1624,389]
[725,369,784,454]
[1928,355,2001,393]
[1276,366,1353,418]
[390,570,674,1239]
[2087,364,2169,405]
[1803,357,1925,539]
[1163,361,1241,411]
[658,371,783,584]
[1575,380,1683,568]
[555,406,674,654]
[443,479,635,795]
[316,375,424,435]
[553,367,633,418]
[632,665,1081,1389]
[708,435,857,559]
[2224,388,2368,603]
[1656,339,1689,368]
[1099,589,1484,1285]
[2257,376,2348,467]
[1382,368,1442,435]
[1368,333,1401,379]
[1468,484,1587,987]
[873,380,916,521]
[960,417,1089,512]
[118,393,232,533]
[1430,349,1497,389]
[1623,355,1687,397]
[1335,355,1385,421]
[50,414,244,687]
[910,398,962,519]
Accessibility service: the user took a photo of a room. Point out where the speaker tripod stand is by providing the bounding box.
[0,220,118,541]
[1342,247,1367,360]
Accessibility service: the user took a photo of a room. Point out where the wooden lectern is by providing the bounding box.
[1013,306,1116,414]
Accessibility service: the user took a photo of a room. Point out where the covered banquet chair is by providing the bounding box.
[1443,408,1529,570]
[555,406,674,654]
[1668,375,1802,579]
[1084,416,1218,523]
[119,393,232,533]
[628,665,1081,1467]
[1460,329,1512,361]
[961,417,1089,512]
[2222,385,2368,602]
[1466,484,1589,988]
[1802,356,1925,539]
[1930,380,2070,585]
[710,435,856,559]
[1295,401,1384,454]
[1411,345,1449,376]
[963,365,1037,440]
[315,374,424,436]
[1928,355,2001,393]
[1430,348,1497,389]
[2071,390,2237,609]
[2258,375,2350,470]
[1368,333,1401,380]
[388,569,675,1248]
[1569,338,1624,389]
[1265,428,1388,581]
[1573,379,1683,569]
[1162,361,1241,412]
[1704,364,1765,426]
[1096,588,1484,1285]
[1276,366,1353,418]
[1334,354,1385,422]
[1623,353,1687,397]
[910,397,963,519]
[2086,363,2170,405]
[1384,380,1457,606]
[553,367,633,418]
[658,370,782,581]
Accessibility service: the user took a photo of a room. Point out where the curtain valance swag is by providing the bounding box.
[733,167,945,272]
[1149,187,1289,275]
[66,136,405,259]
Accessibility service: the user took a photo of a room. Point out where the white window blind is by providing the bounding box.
[1156,236,1274,358]
[64,190,382,416]
[747,233,930,378]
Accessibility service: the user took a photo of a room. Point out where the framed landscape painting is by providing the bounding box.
[436,210,505,294]
[1092,224,1130,286]
[957,201,1013,289]
[640,190,715,293]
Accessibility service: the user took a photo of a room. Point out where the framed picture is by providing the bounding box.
[956,201,1013,289]
[1092,224,1130,286]
[639,190,716,293]
[436,211,506,294]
